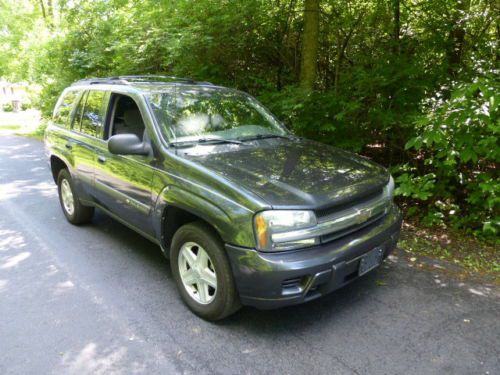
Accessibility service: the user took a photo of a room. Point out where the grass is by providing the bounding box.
[399,220,500,280]
[0,111,45,140]
[15,123,46,140]
[0,124,21,131]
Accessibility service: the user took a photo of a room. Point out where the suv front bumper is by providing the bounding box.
[225,203,403,309]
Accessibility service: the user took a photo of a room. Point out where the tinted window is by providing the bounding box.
[79,90,106,137]
[53,90,79,128]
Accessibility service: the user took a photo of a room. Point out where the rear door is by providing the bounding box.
[69,89,108,202]
[47,88,82,173]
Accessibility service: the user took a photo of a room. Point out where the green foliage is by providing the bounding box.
[20,102,31,111]
[401,74,499,237]
[395,172,436,201]
[260,87,368,151]
[1,0,498,238]
[2,103,14,112]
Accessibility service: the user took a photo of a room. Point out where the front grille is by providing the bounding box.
[315,188,383,220]
[314,187,391,244]
[320,211,385,244]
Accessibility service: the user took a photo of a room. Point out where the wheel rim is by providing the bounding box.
[178,242,217,305]
[60,179,75,216]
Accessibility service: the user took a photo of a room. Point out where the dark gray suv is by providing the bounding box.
[45,76,402,320]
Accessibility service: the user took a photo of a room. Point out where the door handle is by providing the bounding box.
[97,155,107,164]
[65,142,73,150]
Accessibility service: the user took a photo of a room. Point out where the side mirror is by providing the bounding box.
[108,134,151,156]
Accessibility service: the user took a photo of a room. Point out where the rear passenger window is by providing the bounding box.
[53,91,78,128]
[80,90,106,137]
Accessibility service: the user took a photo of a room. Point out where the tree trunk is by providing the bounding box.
[47,0,53,17]
[393,0,400,54]
[447,27,466,76]
[446,0,470,77]
[38,0,53,29]
[334,13,363,93]
[275,0,296,91]
[333,37,347,93]
[300,0,320,90]
[384,0,401,165]
[39,0,47,20]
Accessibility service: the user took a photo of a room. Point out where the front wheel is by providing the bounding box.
[171,222,241,320]
[57,169,94,225]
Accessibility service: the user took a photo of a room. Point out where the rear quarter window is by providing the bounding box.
[53,90,79,128]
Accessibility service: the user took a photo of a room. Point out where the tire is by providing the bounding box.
[171,222,241,320]
[57,169,94,225]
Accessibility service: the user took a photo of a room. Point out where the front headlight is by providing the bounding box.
[254,210,318,251]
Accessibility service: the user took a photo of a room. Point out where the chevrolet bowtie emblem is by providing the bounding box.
[356,208,372,224]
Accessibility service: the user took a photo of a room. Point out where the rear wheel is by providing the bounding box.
[57,169,94,225]
[171,222,241,320]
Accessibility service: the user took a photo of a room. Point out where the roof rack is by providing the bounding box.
[71,75,213,86]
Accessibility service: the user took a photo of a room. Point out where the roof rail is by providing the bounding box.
[71,77,127,86]
[71,75,212,86]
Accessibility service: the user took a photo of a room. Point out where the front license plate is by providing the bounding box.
[358,247,384,276]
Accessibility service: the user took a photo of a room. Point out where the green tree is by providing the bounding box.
[1,0,497,237]
[300,0,320,90]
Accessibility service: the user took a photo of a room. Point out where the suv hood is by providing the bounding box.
[183,138,389,209]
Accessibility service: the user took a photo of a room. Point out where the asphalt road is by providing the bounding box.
[0,135,498,375]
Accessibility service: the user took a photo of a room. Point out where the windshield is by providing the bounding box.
[147,87,289,144]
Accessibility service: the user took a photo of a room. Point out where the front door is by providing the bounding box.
[93,93,156,236]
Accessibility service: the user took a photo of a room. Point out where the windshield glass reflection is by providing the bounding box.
[147,87,288,144]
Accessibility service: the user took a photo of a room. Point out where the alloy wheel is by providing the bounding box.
[60,179,75,216]
[178,241,217,304]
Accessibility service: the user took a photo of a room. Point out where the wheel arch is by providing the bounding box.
[50,155,69,183]
[160,205,223,256]
[152,181,258,256]
[153,185,244,256]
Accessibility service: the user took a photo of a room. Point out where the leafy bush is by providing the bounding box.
[21,102,31,111]
[397,74,499,238]
[2,103,13,112]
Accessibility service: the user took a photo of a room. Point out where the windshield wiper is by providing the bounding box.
[238,134,291,142]
[169,136,244,147]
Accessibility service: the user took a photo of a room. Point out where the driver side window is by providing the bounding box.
[106,94,146,141]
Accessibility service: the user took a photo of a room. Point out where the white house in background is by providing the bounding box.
[0,81,28,111]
